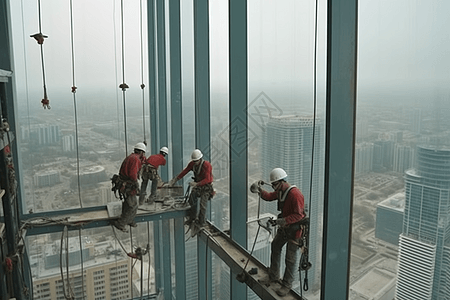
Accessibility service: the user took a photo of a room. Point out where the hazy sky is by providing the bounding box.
[8,0,450,113]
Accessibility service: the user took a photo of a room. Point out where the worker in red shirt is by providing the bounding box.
[251,167,306,297]
[169,149,214,227]
[139,146,169,205]
[112,142,146,232]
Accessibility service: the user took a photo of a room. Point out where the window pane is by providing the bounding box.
[352,1,450,299]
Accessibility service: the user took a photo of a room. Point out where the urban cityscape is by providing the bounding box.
[14,88,450,299]
[3,0,450,299]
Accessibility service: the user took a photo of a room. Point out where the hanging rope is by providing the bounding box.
[68,0,83,211]
[300,0,319,295]
[20,0,37,212]
[78,230,85,299]
[236,192,263,283]
[130,227,134,298]
[119,0,129,155]
[147,222,151,296]
[30,0,50,109]
[60,227,74,300]
[113,0,123,154]
[140,0,147,144]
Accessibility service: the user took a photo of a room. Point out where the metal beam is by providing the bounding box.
[229,0,248,298]
[162,219,172,300]
[198,222,303,300]
[174,217,186,299]
[156,0,168,182]
[148,0,158,154]
[169,0,183,176]
[24,207,187,236]
[321,0,358,299]
[194,0,212,298]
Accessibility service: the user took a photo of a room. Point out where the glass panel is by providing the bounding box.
[248,0,326,297]
[352,1,450,299]
[11,0,148,213]
[27,224,155,299]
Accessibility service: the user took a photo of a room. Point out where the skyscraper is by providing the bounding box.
[261,115,324,291]
[396,146,450,300]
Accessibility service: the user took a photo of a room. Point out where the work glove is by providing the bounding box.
[168,177,178,187]
[189,181,198,187]
[276,218,286,227]
[250,182,261,194]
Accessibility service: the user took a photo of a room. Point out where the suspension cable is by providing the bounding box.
[35,0,50,109]
[21,0,36,212]
[78,230,85,299]
[69,0,83,210]
[119,0,129,155]
[147,221,151,295]
[113,0,122,153]
[140,0,147,144]
[301,0,319,295]
[130,227,134,299]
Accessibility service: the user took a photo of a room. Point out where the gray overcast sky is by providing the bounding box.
[8,0,450,110]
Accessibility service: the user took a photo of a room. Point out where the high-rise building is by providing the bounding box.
[62,135,75,152]
[261,115,324,291]
[393,144,415,174]
[355,142,374,174]
[396,146,450,300]
[32,239,134,300]
[373,140,395,171]
[375,193,404,245]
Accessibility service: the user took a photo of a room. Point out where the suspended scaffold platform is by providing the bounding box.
[198,221,304,300]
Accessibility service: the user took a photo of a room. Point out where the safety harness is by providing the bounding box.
[276,184,312,291]
[111,174,140,200]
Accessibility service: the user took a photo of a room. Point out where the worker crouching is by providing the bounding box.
[112,142,146,232]
[139,146,168,205]
[251,168,306,297]
[169,149,214,227]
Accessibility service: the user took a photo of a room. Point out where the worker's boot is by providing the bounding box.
[184,217,194,226]
[258,276,279,286]
[147,194,157,204]
[129,222,137,228]
[112,220,128,233]
[276,285,290,297]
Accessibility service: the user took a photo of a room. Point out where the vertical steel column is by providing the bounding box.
[153,220,163,295]
[169,0,183,177]
[156,0,168,181]
[148,0,158,154]
[194,1,212,299]
[321,0,358,299]
[229,0,248,299]
[0,0,28,298]
[174,217,186,299]
[169,1,185,298]
[148,0,163,294]
[161,219,172,300]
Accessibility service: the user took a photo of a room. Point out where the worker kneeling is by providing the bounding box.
[251,168,306,297]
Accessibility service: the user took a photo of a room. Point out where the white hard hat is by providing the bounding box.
[134,142,147,153]
[269,168,287,183]
[160,147,169,155]
[191,149,203,161]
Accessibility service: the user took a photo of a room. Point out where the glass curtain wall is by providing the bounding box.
[351,1,450,300]
[248,0,327,298]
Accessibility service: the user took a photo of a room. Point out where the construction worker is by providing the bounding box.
[139,146,169,205]
[251,168,306,297]
[112,142,146,232]
[168,149,214,227]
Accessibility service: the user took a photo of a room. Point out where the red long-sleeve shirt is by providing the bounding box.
[119,153,142,181]
[146,154,166,169]
[260,182,305,238]
[176,160,213,186]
